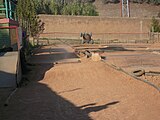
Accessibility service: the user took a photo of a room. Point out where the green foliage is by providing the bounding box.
[82,3,99,16]
[16,0,44,37]
[49,0,59,15]
[151,17,160,32]
[61,2,98,16]
[33,0,99,16]
[34,0,62,14]
[30,17,45,37]
[62,2,83,15]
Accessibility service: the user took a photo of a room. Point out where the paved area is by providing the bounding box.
[0,52,18,87]
[0,45,159,120]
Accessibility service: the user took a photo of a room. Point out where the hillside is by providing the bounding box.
[94,0,160,18]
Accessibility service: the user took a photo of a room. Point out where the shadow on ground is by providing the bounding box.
[0,46,120,120]
[0,71,16,110]
[100,46,134,52]
[29,47,78,64]
[0,64,119,120]
[32,47,68,54]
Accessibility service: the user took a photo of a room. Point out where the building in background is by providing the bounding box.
[0,0,20,51]
[0,0,22,88]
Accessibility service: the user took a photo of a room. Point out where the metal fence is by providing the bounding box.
[0,0,17,20]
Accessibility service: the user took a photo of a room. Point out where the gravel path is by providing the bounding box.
[0,45,159,120]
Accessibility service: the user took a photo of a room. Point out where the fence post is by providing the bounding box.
[158,32,160,43]
[151,27,155,43]
[4,0,8,18]
[8,0,12,19]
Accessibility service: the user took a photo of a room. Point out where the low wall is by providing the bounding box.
[39,15,157,41]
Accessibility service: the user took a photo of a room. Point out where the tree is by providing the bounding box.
[82,3,98,16]
[16,0,44,37]
[32,0,98,16]
[151,17,160,32]
[61,1,98,16]
[49,0,59,15]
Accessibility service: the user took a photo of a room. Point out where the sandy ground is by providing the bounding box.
[0,45,160,120]
[102,43,160,87]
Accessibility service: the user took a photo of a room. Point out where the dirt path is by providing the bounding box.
[0,45,159,120]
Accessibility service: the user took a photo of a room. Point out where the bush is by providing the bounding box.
[151,17,160,32]
[82,3,99,16]
[62,2,98,16]
[34,0,98,16]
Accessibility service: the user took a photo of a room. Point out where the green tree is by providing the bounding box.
[49,0,59,15]
[61,1,98,16]
[83,3,98,16]
[33,0,98,16]
[62,4,72,15]
[16,0,44,37]
[151,17,160,32]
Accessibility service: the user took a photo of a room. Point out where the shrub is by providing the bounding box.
[34,0,98,16]
[151,17,160,32]
[82,3,99,16]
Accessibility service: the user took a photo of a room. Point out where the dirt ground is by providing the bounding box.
[102,43,160,87]
[0,45,160,120]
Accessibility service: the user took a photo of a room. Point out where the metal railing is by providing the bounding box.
[0,0,17,20]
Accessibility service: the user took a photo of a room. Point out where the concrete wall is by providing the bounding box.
[39,15,157,41]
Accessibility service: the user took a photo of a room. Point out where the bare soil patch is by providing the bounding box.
[0,45,159,120]
[102,43,160,88]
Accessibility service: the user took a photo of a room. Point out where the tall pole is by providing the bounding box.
[120,0,122,17]
[121,0,130,17]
